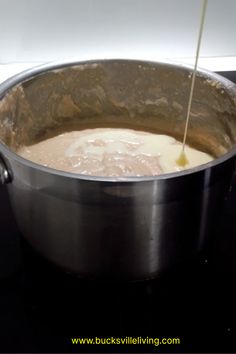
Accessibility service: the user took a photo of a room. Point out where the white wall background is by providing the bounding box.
[0,0,235,68]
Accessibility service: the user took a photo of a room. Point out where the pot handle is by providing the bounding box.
[0,156,11,184]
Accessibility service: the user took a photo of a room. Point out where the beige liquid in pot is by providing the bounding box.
[17,128,213,177]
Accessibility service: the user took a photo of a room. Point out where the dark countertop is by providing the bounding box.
[0,71,236,353]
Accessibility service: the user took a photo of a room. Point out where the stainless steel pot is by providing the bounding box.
[0,60,236,280]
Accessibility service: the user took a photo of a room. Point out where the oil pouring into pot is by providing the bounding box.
[177,0,208,167]
[0,6,236,281]
[16,0,211,178]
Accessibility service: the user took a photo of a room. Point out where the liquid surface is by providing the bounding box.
[17,128,213,177]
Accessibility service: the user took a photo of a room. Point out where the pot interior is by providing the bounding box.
[0,60,236,158]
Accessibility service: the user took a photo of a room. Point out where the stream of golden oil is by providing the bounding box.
[176,0,208,167]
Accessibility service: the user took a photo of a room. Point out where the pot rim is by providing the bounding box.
[0,58,236,183]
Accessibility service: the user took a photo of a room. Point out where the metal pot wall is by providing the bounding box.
[0,60,236,280]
